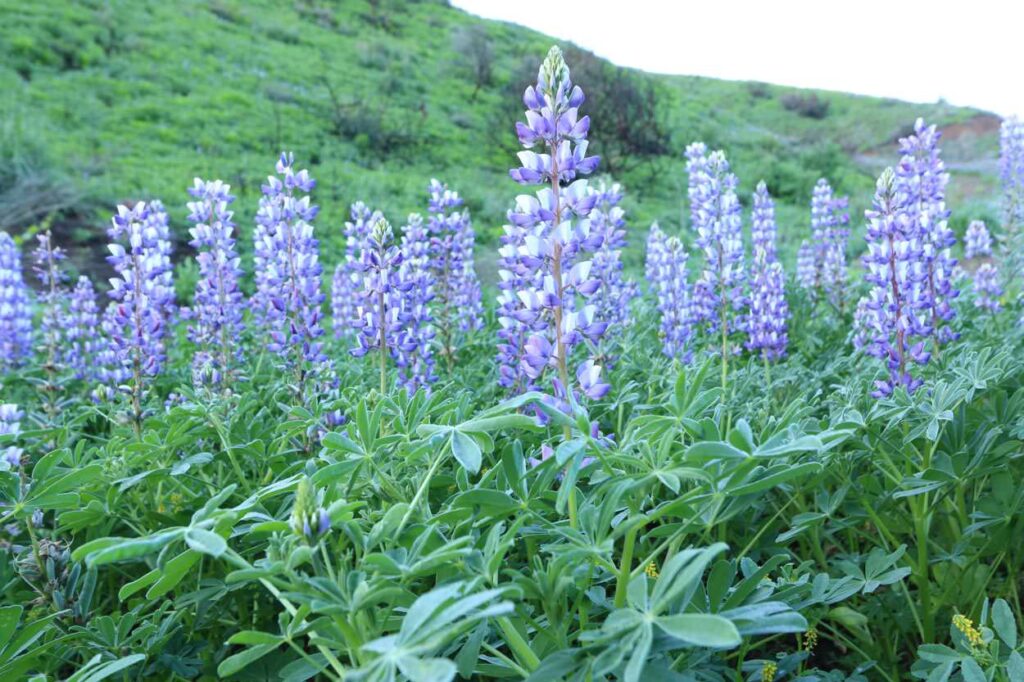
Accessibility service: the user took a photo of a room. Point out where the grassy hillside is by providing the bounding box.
[0,0,1004,281]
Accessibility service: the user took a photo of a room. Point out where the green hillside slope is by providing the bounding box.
[0,0,1003,280]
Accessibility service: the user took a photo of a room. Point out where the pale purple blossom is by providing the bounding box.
[964,220,992,260]
[973,263,1002,313]
[66,277,100,380]
[332,202,382,339]
[647,225,693,360]
[0,232,32,368]
[0,403,22,471]
[746,182,789,360]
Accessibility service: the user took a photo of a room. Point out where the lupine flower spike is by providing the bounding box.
[587,179,638,362]
[800,179,849,309]
[646,224,693,361]
[32,231,69,419]
[896,118,959,349]
[0,232,32,369]
[252,153,327,393]
[999,117,1024,293]
[66,276,100,381]
[332,202,382,339]
[397,213,437,392]
[746,182,789,361]
[187,178,246,388]
[427,179,482,373]
[858,168,931,397]
[502,45,609,421]
[106,202,176,430]
[686,143,745,388]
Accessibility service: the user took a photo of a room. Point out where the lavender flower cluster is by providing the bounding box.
[897,118,959,347]
[964,220,992,260]
[427,179,483,370]
[253,153,327,376]
[746,182,788,360]
[685,144,746,357]
[798,179,849,309]
[498,46,610,411]
[587,180,638,343]
[0,232,32,368]
[0,403,22,471]
[1001,117,1024,230]
[332,202,381,339]
[105,202,176,380]
[66,277,100,380]
[187,178,246,387]
[646,223,692,360]
[856,168,932,397]
[396,213,436,391]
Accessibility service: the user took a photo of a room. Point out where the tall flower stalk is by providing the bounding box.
[746,182,789,361]
[588,180,638,359]
[32,231,69,420]
[896,118,958,349]
[686,143,745,388]
[646,224,692,361]
[186,178,245,388]
[397,213,436,392]
[999,117,1024,291]
[0,232,32,369]
[332,202,382,339]
[505,46,608,419]
[66,276,100,381]
[859,168,931,397]
[106,202,175,431]
[427,179,482,372]
[351,218,411,395]
[253,153,327,393]
[799,179,849,309]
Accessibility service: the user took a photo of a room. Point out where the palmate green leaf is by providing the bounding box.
[66,654,147,682]
[77,529,185,567]
[184,527,227,558]
[725,462,821,496]
[450,430,482,474]
[655,613,741,648]
[0,606,21,653]
[217,643,278,678]
[23,464,103,510]
[959,657,986,682]
[685,441,748,461]
[992,598,1018,648]
[1007,651,1024,682]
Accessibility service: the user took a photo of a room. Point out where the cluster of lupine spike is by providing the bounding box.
[187,178,246,387]
[65,277,100,380]
[857,168,932,397]
[685,144,746,347]
[0,403,22,470]
[896,118,959,346]
[332,202,381,339]
[646,223,693,360]
[964,221,1002,312]
[396,213,436,391]
[587,180,638,341]
[0,233,32,368]
[427,179,483,369]
[31,231,68,377]
[1001,117,1024,229]
[798,179,849,308]
[253,153,327,376]
[350,219,413,369]
[501,46,610,411]
[105,202,176,382]
[746,182,789,360]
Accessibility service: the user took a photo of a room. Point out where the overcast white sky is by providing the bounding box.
[453,0,1022,117]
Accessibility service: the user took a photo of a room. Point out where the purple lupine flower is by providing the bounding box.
[332,202,382,339]
[187,178,245,387]
[647,226,693,361]
[32,231,68,382]
[65,277,100,380]
[686,144,745,378]
[351,218,414,393]
[0,403,23,471]
[92,302,130,403]
[860,168,932,398]
[1001,117,1024,230]
[253,153,327,381]
[0,232,32,368]
[895,118,959,346]
[973,263,1003,313]
[143,200,176,320]
[964,220,992,260]
[802,179,850,308]
[746,182,789,360]
[396,213,437,392]
[427,179,483,372]
[588,180,639,340]
[105,202,176,421]
[495,206,538,393]
[502,46,609,414]
[796,241,815,291]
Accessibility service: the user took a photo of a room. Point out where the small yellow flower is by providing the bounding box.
[803,628,818,653]
[645,562,659,578]
[761,661,777,682]
[953,614,985,648]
